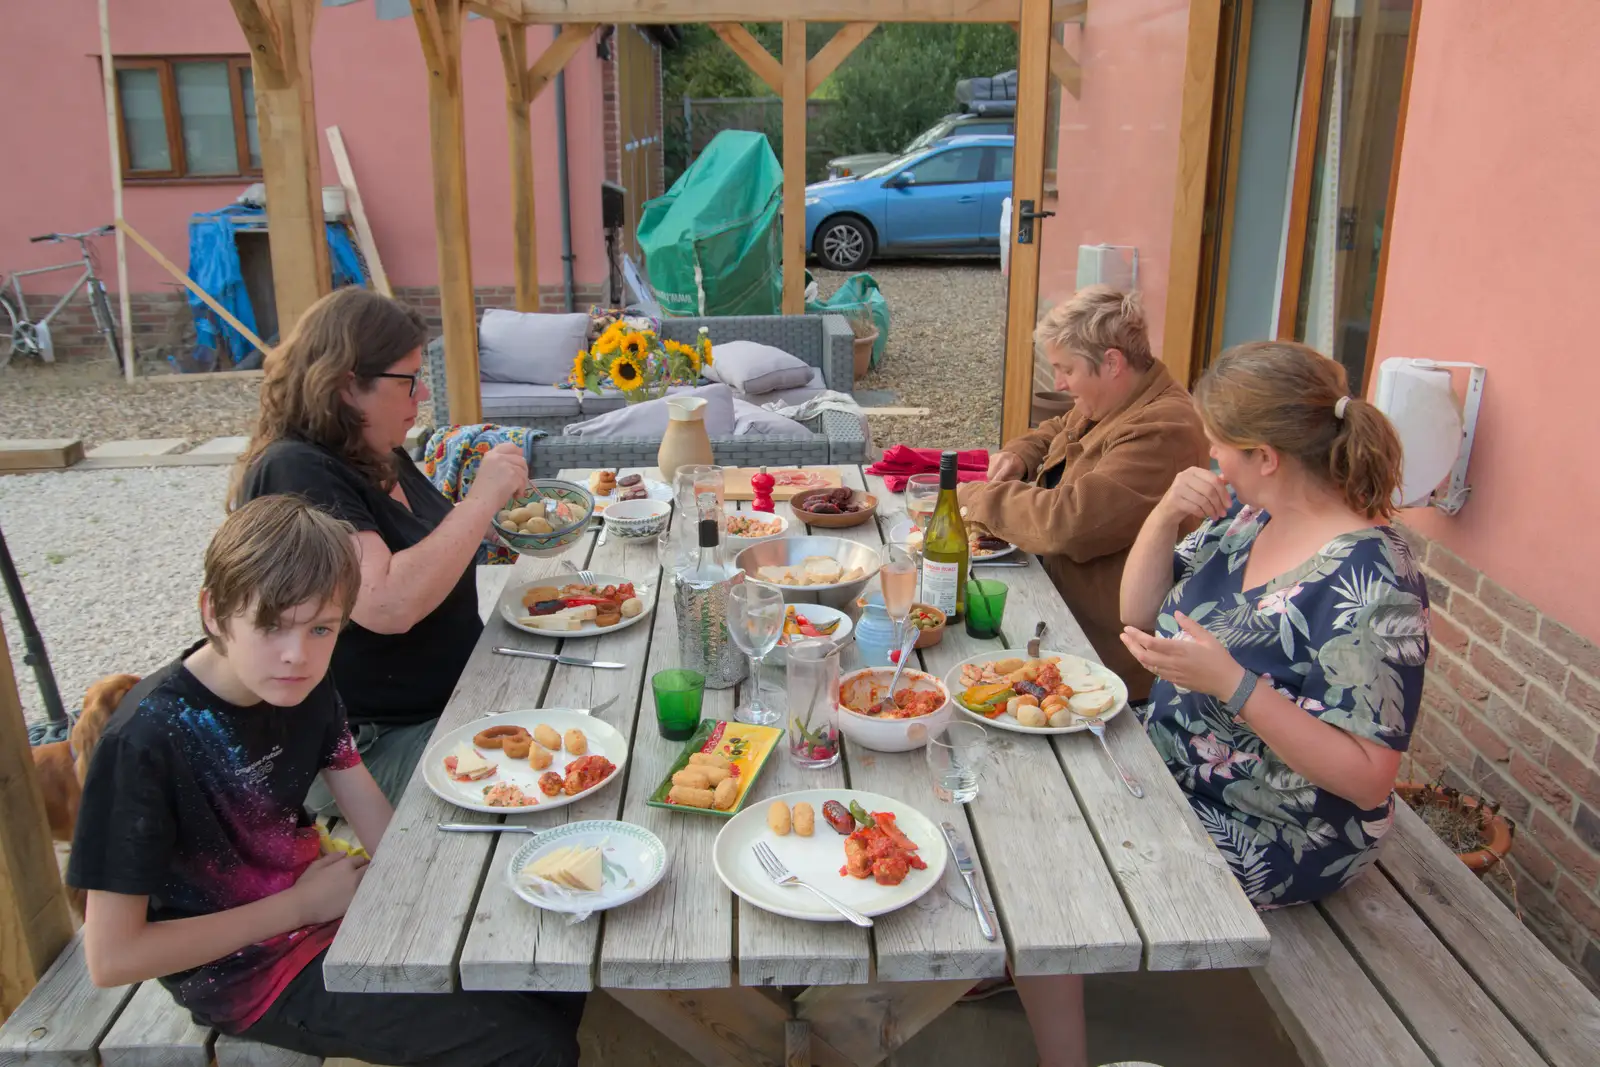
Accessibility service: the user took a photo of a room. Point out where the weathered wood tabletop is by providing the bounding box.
[325,464,1268,1067]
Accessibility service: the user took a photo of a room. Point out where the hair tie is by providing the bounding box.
[1334,396,1351,420]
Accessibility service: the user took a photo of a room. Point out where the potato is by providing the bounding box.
[767,801,791,835]
[669,785,715,809]
[1004,695,1039,717]
[672,768,712,790]
[688,752,732,771]
[497,510,516,526]
[793,802,815,837]
[620,597,644,618]
[528,745,553,770]
[533,724,562,751]
[521,517,553,535]
[1015,704,1048,728]
[1047,708,1076,729]
[508,506,537,523]
[564,729,588,755]
[712,778,739,811]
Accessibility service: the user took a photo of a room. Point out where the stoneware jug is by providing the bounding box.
[658,396,714,481]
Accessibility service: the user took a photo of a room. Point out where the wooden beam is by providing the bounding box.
[326,126,393,299]
[806,22,876,95]
[507,0,1022,22]
[118,220,271,356]
[781,21,807,315]
[526,23,598,102]
[494,20,540,311]
[228,0,284,72]
[997,0,1053,445]
[1048,37,1081,99]
[1158,0,1224,384]
[0,616,75,1018]
[416,0,481,424]
[99,0,136,380]
[711,23,783,96]
[1277,0,1332,338]
[411,0,447,71]
[1052,0,1087,24]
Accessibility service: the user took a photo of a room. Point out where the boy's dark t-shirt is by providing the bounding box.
[238,438,482,727]
[67,646,362,1032]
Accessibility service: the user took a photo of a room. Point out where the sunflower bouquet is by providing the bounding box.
[562,321,713,403]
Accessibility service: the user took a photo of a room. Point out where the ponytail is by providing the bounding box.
[1328,397,1404,519]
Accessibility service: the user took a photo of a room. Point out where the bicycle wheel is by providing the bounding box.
[0,288,18,369]
[89,282,122,370]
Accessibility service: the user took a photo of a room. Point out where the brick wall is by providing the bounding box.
[602,27,621,184]
[1404,526,1600,988]
[392,284,609,334]
[45,290,190,364]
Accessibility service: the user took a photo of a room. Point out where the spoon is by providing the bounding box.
[877,623,921,715]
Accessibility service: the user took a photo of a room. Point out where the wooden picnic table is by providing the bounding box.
[325,464,1268,1067]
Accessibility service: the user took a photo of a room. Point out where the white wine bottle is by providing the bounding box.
[920,451,969,619]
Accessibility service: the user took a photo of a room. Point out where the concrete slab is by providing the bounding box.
[187,436,249,457]
[853,389,900,407]
[85,439,187,459]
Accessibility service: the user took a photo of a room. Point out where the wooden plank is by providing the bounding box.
[795,980,973,1067]
[416,0,481,425]
[227,0,284,72]
[1252,905,1431,1067]
[324,543,589,993]
[212,1035,320,1067]
[1001,565,1270,971]
[98,0,136,380]
[608,987,851,1067]
[507,0,1023,22]
[1159,0,1224,385]
[526,23,598,102]
[1276,0,1332,339]
[324,126,393,299]
[781,22,808,317]
[785,1020,810,1067]
[1047,38,1080,100]
[710,24,783,96]
[492,21,539,312]
[0,932,134,1067]
[1052,0,1087,23]
[806,23,877,96]
[118,222,269,359]
[0,440,83,474]
[1379,801,1600,1067]
[997,0,1053,445]
[459,472,659,993]
[1194,0,1253,376]
[98,982,211,1067]
[1318,869,1544,1065]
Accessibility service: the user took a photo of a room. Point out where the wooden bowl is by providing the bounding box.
[910,603,946,649]
[790,488,878,529]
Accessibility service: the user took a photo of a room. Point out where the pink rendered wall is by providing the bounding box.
[0,0,608,295]
[1036,0,1192,360]
[1370,0,1600,642]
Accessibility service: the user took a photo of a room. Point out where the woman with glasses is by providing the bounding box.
[231,288,528,812]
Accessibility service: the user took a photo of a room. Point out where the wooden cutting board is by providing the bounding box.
[721,467,843,501]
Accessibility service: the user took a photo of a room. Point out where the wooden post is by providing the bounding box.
[416,0,481,424]
[781,21,807,316]
[495,20,540,313]
[0,616,74,1020]
[244,0,330,340]
[98,0,136,380]
[998,0,1054,445]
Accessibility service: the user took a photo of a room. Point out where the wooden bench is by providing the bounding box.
[1253,800,1600,1067]
[0,932,321,1067]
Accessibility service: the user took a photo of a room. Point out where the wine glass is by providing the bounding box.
[728,581,786,725]
[905,474,940,534]
[878,543,917,650]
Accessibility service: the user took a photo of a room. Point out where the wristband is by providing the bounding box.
[1223,671,1258,715]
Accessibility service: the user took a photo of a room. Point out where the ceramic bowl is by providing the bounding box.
[491,480,595,558]
[910,603,947,649]
[837,667,952,752]
[770,603,854,666]
[733,536,882,612]
[790,488,879,529]
[603,499,671,539]
[724,509,791,556]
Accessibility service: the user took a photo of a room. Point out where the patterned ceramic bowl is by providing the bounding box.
[602,499,671,539]
[491,479,595,558]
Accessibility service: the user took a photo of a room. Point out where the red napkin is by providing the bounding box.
[866,445,990,493]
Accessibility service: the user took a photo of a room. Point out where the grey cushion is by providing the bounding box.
[581,381,709,416]
[733,399,814,437]
[478,309,590,385]
[705,340,815,394]
[563,383,736,439]
[743,368,826,409]
[480,382,581,418]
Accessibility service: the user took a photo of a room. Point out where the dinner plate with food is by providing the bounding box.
[498,573,654,636]
[586,470,672,512]
[944,650,1128,734]
[889,517,1015,561]
[712,789,947,922]
[507,819,667,914]
[421,708,627,813]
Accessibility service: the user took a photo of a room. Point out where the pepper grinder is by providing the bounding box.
[751,466,776,514]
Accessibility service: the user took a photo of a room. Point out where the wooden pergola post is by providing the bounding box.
[416,0,481,424]
[494,20,541,313]
[233,0,331,337]
[781,22,808,315]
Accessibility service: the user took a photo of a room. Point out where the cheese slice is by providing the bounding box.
[451,744,493,779]
[529,845,603,892]
[522,610,582,631]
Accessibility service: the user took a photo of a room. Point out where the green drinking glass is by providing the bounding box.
[964,579,1009,640]
[652,669,706,741]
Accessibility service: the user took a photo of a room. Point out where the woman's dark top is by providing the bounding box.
[240,439,481,727]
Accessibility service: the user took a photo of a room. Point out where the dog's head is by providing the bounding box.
[72,673,141,782]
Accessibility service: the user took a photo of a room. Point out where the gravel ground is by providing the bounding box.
[1,468,229,726]
[0,358,261,448]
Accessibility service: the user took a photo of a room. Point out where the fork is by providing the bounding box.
[752,842,873,927]
[1081,716,1144,798]
[563,562,598,586]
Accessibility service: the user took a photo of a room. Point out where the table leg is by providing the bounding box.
[795,979,973,1067]
[607,987,852,1067]
[1015,974,1088,1067]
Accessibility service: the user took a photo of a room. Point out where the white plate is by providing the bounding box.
[590,478,672,513]
[421,708,627,814]
[887,518,1016,561]
[944,648,1128,734]
[712,788,947,922]
[499,572,656,638]
[507,820,667,914]
[770,603,854,666]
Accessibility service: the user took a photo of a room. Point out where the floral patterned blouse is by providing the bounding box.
[1143,502,1430,908]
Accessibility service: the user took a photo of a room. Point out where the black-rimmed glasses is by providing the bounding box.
[376,370,422,397]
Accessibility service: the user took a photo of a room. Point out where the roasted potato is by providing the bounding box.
[1015,704,1048,728]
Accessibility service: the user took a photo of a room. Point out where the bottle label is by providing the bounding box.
[922,560,961,615]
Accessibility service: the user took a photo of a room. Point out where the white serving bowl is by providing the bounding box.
[769,603,854,666]
[724,509,791,556]
[836,667,952,752]
[602,498,671,539]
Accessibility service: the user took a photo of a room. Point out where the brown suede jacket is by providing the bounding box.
[958,364,1208,699]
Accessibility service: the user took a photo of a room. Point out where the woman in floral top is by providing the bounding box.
[1119,340,1429,908]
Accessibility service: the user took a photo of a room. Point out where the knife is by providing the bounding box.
[940,821,997,941]
[438,824,539,835]
[972,560,1028,568]
[490,693,619,718]
[493,647,626,669]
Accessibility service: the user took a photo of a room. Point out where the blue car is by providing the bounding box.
[804,134,1014,271]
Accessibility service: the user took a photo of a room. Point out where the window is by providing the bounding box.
[964,122,1013,137]
[991,147,1014,184]
[114,57,260,180]
[906,147,984,186]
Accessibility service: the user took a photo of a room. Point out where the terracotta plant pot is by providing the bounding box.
[1031,390,1075,426]
[852,329,879,380]
[1396,783,1516,875]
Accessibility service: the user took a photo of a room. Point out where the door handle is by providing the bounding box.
[958,196,977,203]
[1015,199,1056,244]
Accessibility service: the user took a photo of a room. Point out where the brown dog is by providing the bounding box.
[33,673,142,842]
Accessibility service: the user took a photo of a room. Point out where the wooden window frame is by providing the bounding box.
[112,55,264,184]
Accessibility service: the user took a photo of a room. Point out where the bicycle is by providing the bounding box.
[0,224,122,371]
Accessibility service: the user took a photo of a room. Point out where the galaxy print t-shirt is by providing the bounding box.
[68,643,362,1032]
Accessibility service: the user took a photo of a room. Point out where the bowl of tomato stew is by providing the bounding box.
[837,667,952,752]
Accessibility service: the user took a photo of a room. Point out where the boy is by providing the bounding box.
[69,495,582,1067]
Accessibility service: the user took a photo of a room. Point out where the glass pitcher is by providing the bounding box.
[786,638,841,769]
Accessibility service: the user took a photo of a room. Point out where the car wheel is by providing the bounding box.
[815,217,874,271]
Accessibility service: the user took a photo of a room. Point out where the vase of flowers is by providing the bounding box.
[562,321,712,403]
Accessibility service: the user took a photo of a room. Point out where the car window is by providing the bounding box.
[967,122,1011,136]
[905,121,953,153]
[864,151,922,181]
[906,147,984,186]
[992,147,1013,183]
